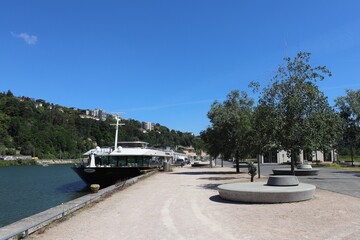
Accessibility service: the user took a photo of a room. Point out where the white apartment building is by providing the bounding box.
[258,149,337,164]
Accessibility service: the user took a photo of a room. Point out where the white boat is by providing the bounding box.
[72,116,173,187]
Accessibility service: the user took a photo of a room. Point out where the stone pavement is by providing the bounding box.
[31,166,360,240]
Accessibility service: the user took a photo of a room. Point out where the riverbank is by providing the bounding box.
[0,159,37,167]
[0,159,81,167]
[31,166,360,240]
[36,159,81,165]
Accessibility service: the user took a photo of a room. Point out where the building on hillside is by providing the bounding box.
[142,122,155,131]
[176,145,197,159]
[93,109,107,121]
[184,132,195,136]
[35,102,43,108]
[79,114,100,121]
[81,109,107,121]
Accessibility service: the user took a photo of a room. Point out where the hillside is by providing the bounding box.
[0,90,202,159]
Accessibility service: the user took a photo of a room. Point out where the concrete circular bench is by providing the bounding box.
[267,175,299,186]
[218,178,315,203]
[272,168,319,176]
[297,164,312,169]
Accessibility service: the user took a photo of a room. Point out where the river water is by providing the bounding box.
[0,164,87,227]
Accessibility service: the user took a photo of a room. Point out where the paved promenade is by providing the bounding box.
[32,166,360,240]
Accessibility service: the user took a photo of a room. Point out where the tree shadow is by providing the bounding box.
[171,171,242,175]
[198,180,246,190]
[332,171,360,177]
[209,195,249,205]
[199,183,222,190]
[198,177,238,181]
[306,177,358,181]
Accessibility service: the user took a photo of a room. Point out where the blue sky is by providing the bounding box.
[1,0,360,135]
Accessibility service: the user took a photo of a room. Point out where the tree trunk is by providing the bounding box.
[290,151,295,175]
[235,150,240,173]
[257,155,261,179]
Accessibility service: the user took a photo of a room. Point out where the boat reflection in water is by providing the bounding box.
[72,115,173,187]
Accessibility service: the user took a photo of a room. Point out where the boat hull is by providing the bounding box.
[72,166,156,187]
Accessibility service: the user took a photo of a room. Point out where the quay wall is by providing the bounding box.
[0,170,158,240]
[36,159,81,165]
[0,159,81,167]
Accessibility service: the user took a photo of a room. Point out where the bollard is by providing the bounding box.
[163,161,170,172]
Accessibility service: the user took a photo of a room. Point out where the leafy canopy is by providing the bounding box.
[336,89,360,162]
[202,90,254,170]
[254,52,342,171]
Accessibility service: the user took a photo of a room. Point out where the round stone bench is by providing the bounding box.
[218,175,315,203]
[267,175,299,186]
[297,164,313,169]
[272,168,319,176]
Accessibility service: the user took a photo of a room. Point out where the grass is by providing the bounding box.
[338,155,360,162]
[315,163,360,171]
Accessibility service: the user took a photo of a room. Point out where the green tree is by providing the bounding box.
[200,127,221,161]
[336,89,360,165]
[205,90,254,173]
[254,52,342,174]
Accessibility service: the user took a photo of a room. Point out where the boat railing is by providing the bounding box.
[95,146,112,154]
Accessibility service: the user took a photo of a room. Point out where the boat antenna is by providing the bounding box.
[110,112,125,150]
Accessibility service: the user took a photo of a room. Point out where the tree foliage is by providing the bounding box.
[201,90,254,172]
[336,89,360,164]
[254,52,343,173]
[0,92,202,159]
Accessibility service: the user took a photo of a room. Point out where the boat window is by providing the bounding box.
[95,156,103,166]
[94,156,111,166]
[108,156,127,167]
[127,156,138,167]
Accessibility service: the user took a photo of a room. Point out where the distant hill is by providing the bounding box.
[0,90,203,159]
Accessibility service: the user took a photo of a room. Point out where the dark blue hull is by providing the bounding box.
[72,166,156,187]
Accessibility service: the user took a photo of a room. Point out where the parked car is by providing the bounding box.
[175,159,185,166]
[233,161,249,168]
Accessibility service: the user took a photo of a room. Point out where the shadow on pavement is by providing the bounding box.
[199,183,222,190]
[306,177,355,180]
[209,195,247,205]
[171,171,241,175]
[332,171,360,177]
[198,177,238,181]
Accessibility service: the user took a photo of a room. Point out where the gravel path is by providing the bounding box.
[32,166,360,240]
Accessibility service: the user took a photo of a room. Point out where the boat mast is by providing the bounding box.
[111,113,125,150]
